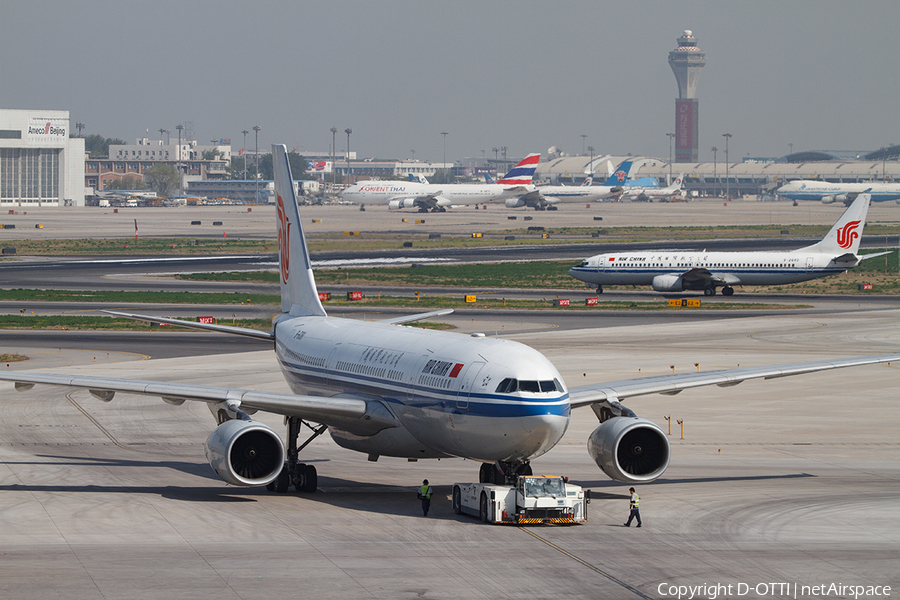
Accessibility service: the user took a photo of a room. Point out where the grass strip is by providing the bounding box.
[0,316,273,331]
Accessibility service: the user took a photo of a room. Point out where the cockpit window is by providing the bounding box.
[495,378,518,393]
[495,378,563,394]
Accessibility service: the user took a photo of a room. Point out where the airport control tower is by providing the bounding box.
[668,30,706,162]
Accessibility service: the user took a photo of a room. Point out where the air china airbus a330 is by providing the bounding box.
[340,153,540,212]
[2,145,897,493]
[570,193,887,296]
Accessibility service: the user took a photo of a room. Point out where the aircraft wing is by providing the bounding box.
[679,268,740,286]
[567,354,900,408]
[102,310,274,340]
[0,372,399,435]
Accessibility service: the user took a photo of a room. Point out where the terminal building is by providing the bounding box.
[0,109,85,207]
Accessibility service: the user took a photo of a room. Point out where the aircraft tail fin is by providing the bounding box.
[671,174,685,190]
[272,144,327,317]
[484,173,495,184]
[601,160,632,186]
[804,192,871,255]
[581,175,593,186]
[497,153,540,184]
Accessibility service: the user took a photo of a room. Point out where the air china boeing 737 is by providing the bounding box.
[341,154,540,212]
[2,146,897,494]
[569,193,885,296]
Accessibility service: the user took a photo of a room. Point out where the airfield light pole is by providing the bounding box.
[788,142,793,157]
[253,125,260,204]
[441,132,449,179]
[75,122,84,137]
[330,127,337,193]
[581,134,587,156]
[241,130,249,180]
[711,146,718,196]
[501,146,507,174]
[666,133,675,183]
[345,128,352,183]
[588,146,594,177]
[722,133,732,200]
[176,124,184,195]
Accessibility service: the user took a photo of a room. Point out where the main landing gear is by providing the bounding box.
[267,416,326,494]
[703,286,735,297]
[478,461,532,485]
[596,285,603,294]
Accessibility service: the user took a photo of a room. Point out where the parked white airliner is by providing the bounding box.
[341,154,540,212]
[2,146,897,493]
[616,174,685,202]
[569,193,885,296]
[500,180,622,210]
[776,180,900,204]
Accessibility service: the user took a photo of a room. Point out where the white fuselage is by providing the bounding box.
[527,185,619,204]
[341,181,522,207]
[776,180,900,203]
[569,249,856,288]
[273,315,569,463]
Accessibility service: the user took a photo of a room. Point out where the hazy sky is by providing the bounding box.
[3,1,899,163]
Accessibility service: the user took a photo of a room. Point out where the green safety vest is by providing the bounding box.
[419,485,433,499]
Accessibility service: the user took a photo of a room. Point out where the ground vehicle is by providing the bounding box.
[452,475,588,524]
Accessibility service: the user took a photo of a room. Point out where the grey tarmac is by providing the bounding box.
[1,308,898,599]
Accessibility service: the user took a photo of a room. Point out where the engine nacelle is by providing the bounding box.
[821,195,836,204]
[587,417,670,483]
[505,197,526,208]
[652,274,684,292]
[388,199,417,210]
[205,419,285,487]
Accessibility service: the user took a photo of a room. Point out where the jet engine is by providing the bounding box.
[821,194,848,204]
[652,274,684,292]
[205,419,285,487]
[388,199,417,210]
[505,197,526,208]
[587,417,670,483]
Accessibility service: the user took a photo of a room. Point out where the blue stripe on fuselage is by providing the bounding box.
[278,358,570,419]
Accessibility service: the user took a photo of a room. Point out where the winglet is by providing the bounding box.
[273,144,327,317]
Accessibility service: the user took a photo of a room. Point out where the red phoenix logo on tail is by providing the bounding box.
[836,220,861,249]
[276,193,291,283]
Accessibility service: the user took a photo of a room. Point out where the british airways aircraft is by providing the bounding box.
[569,193,886,296]
[341,154,540,212]
[2,146,897,493]
[776,180,900,204]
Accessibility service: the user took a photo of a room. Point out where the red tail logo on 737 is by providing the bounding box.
[276,193,291,283]
[836,220,861,249]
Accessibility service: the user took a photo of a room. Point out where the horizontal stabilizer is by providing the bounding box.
[381,308,454,325]
[832,252,858,263]
[858,251,893,261]
[102,310,274,340]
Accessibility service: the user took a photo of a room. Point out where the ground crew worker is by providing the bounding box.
[418,479,433,516]
[624,487,641,527]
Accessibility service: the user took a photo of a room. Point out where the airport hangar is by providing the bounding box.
[533,147,900,199]
[0,109,85,207]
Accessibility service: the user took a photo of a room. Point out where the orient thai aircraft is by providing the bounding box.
[776,180,900,204]
[569,193,887,296]
[616,174,685,202]
[341,153,540,212]
[2,146,898,494]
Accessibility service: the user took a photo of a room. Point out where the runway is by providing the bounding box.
[1,307,898,599]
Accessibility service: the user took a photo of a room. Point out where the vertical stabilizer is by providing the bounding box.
[602,160,633,186]
[497,153,540,184]
[804,193,871,255]
[272,144,327,316]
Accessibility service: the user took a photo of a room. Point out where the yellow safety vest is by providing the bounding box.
[419,485,433,499]
[630,493,639,508]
